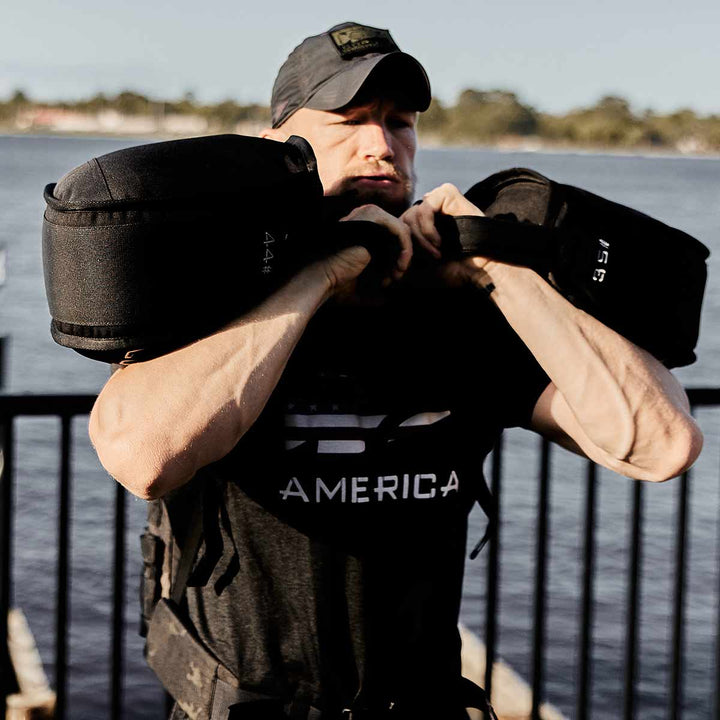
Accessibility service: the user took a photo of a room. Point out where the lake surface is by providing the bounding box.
[0,135,718,719]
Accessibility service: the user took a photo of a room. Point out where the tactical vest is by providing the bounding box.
[139,476,497,720]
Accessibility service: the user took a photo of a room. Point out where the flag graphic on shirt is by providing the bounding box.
[284,410,452,454]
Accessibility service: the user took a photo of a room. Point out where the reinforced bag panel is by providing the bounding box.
[145,598,267,720]
[447,168,709,368]
[42,134,324,364]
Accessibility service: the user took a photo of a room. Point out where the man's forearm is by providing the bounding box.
[90,206,408,500]
[89,262,333,499]
[479,261,702,480]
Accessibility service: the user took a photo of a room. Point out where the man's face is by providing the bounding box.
[275,98,418,216]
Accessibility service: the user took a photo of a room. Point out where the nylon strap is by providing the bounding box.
[438,215,555,274]
[170,497,205,606]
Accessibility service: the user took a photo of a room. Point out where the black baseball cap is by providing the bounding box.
[271,22,431,128]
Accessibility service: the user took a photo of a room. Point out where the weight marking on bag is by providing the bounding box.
[262,231,285,274]
[592,238,610,282]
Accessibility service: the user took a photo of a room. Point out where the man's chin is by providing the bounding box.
[326,185,412,217]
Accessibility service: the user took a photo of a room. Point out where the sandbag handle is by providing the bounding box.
[436,214,556,274]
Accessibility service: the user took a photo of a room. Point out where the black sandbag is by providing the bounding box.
[444,168,709,368]
[43,134,325,363]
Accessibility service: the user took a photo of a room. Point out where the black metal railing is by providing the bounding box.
[0,394,119,720]
[479,387,720,720]
[1,389,719,719]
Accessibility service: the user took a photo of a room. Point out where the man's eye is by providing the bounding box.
[389,116,414,129]
[339,119,362,126]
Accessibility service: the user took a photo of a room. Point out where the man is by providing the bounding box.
[89,22,702,719]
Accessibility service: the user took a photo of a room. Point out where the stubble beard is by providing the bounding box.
[325,165,416,217]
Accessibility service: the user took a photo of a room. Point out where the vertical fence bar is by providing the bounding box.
[0,418,14,716]
[576,460,597,720]
[623,480,644,720]
[716,446,720,720]
[531,438,551,720]
[669,470,690,720]
[55,414,72,720]
[0,237,7,388]
[111,483,126,720]
[0,416,14,718]
[484,436,503,699]
[0,336,6,390]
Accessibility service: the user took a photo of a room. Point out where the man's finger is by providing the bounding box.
[341,204,413,278]
[401,206,441,259]
[420,189,446,214]
[368,212,412,275]
[417,203,442,247]
[394,222,413,277]
[422,183,484,218]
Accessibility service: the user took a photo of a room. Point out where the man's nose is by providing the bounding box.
[358,122,395,161]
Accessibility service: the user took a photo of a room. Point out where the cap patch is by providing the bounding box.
[330,25,399,60]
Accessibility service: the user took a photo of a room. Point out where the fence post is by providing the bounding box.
[1,415,15,717]
[484,437,503,699]
[670,470,690,720]
[111,483,127,720]
[0,336,6,392]
[55,414,73,720]
[577,461,597,720]
[1,242,6,391]
[531,438,551,720]
[623,480,644,720]
[0,245,8,717]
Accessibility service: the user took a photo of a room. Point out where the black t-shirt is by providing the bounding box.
[184,287,548,712]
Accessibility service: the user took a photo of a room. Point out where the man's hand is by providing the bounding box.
[324,204,412,291]
[401,184,492,289]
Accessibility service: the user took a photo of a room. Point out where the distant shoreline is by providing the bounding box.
[5,90,719,157]
[421,140,720,161]
[3,129,718,161]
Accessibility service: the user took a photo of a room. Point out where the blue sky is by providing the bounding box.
[2,0,718,114]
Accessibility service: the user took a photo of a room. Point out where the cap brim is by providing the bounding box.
[304,52,431,112]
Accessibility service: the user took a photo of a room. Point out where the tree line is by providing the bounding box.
[418,90,720,152]
[2,88,719,152]
[0,90,269,129]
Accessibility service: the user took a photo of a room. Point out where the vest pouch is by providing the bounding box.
[146,598,246,720]
[139,531,164,637]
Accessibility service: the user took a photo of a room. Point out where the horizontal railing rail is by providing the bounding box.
[1,388,719,719]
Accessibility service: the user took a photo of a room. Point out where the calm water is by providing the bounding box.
[0,135,718,719]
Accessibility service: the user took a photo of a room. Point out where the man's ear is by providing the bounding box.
[260,127,287,142]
